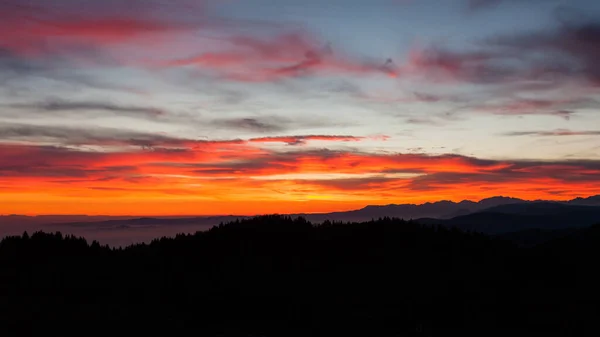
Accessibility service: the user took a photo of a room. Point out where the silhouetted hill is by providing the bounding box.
[568,195,600,206]
[496,228,581,247]
[436,203,600,234]
[483,202,597,215]
[0,215,599,336]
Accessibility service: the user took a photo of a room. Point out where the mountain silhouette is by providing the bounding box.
[3,195,600,246]
[4,196,596,228]
[295,196,528,222]
[429,203,600,234]
[568,194,600,206]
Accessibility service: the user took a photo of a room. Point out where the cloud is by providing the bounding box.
[0,0,202,56]
[298,176,407,192]
[0,16,188,59]
[468,0,504,9]
[467,97,595,119]
[270,44,397,79]
[467,0,550,11]
[0,48,148,96]
[2,0,398,83]
[0,1,211,94]
[406,159,600,193]
[400,46,512,84]
[412,92,445,103]
[211,117,289,133]
[152,150,509,178]
[166,34,396,82]
[504,129,600,137]
[487,15,600,86]
[249,135,369,146]
[0,124,201,150]
[0,48,45,76]
[405,118,445,126]
[7,100,164,118]
[2,140,600,206]
[0,124,375,150]
[393,10,600,99]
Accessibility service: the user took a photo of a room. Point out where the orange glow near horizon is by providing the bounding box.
[1,187,597,216]
[2,141,599,216]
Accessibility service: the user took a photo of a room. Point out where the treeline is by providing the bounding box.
[0,215,599,336]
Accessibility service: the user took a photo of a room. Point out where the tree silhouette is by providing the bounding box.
[0,216,598,336]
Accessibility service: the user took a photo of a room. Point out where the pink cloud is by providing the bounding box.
[166,34,397,82]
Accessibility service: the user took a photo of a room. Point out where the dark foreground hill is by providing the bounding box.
[422,203,600,234]
[1,215,599,336]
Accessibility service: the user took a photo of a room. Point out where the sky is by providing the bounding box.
[1,0,600,216]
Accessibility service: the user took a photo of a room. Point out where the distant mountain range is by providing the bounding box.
[314,195,600,222]
[419,202,600,234]
[298,196,529,222]
[2,195,600,244]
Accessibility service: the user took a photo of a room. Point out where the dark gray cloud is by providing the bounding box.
[0,124,368,151]
[408,9,600,98]
[485,11,600,85]
[468,0,552,11]
[0,48,145,97]
[211,117,289,133]
[0,165,133,179]
[7,100,164,118]
[406,46,519,85]
[0,48,44,77]
[405,118,445,126]
[450,96,599,120]
[0,124,197,149]
[412,92,445,103]
[468,0,504,9]
[504,129,600,136]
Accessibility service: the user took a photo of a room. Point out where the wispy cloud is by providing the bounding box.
[467,0,550,11]
[392,9,600,98]
[0,124,201,149]
[468,0,504,10]
[0,124,376,150]
[210,117,290,133]
[1,0,400,84]
[467,97,595,119]
[7,100,164,118]
[0,0,212,53]
[487,14,600,86]
[504,129,600,137]
[249,135,372,145]
[165,34,396,82]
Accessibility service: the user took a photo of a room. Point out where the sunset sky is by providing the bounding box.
[1,0,600,216]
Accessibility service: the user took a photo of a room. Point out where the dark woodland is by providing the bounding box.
[1,215,599,336]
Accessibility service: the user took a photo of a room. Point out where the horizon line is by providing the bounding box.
[3,193,597,218]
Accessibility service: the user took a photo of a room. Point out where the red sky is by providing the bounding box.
[2,139,599,215]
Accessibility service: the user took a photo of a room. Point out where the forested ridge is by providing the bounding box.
[1,215,599,336]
